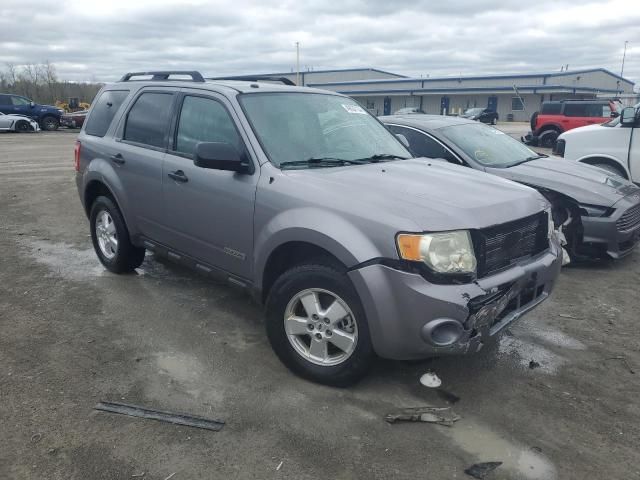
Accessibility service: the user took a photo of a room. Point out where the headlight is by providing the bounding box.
[58,109,65,114]
[579,204,609,217]
[397,230,477,274]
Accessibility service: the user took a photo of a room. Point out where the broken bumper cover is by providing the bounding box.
[580,195,640,259]
[348,240,561,360]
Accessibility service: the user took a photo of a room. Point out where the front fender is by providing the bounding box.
[254,207,389,289]
[577,155,630,177]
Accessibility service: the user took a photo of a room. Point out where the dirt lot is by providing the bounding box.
[1,132,639,480]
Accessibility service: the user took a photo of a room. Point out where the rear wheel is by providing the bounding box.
[265,264,374,387]
[539,129,559,148]
[41,115,59,131]
[89,196,145,273]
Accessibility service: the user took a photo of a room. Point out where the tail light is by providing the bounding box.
[74,141,81,171]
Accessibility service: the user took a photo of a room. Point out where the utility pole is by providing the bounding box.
[295,42,300,86]
[621,40,629,77]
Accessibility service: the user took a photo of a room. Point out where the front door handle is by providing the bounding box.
[110,153,125,165]
[168,170,189,183]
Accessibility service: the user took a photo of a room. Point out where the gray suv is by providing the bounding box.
[75,71,562,386]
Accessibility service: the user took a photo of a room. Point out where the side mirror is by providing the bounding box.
[194,142,248,172]
[29,101,35,108]
[395,133,410,148]
[620,107,637,126]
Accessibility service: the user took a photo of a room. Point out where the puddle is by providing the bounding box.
[21,239,106,280]
[498,323,585,374]
[442,420,556,480]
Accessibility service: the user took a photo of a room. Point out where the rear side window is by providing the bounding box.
[174,95,242,156]
[0,95,10,105]
[85,90,129,137]
[563,103,588,117]
[124,92,174,148]
[541,103,562,114]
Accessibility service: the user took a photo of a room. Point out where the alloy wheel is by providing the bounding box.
[283,288,358,366]
[95,210,118,259]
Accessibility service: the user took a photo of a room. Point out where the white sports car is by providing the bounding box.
[0,112,40,132]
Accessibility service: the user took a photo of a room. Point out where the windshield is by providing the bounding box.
[239,93,410,168]
[464,108,483,115]
[439,123,540,168]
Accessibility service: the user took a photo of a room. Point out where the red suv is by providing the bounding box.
[522,100,618,148]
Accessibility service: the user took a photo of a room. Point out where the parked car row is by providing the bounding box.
[73,71,638,386]
[0,92,89,132]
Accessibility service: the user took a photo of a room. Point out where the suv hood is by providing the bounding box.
[283,159,545,232]
[486,157,639,207]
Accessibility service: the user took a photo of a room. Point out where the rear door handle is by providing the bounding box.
[110,153,125,165]
[168,170,188,183]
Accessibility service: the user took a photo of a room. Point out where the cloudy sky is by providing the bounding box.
[1,0,639,85]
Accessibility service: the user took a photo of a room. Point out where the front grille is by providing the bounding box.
[617,203,640,232]
[475,212,549,278]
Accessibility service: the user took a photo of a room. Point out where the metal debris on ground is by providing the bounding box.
[163,474,176,480]
[94,401,225,431]
[131,473,145,478]
[276,461,283,471]
[436,389,460,404]
[30,433,42,444]
[419,371,442,388]
[384,406,460,426]
[529,360,541,369]
[558,313,578,319]
[464,461,503,479]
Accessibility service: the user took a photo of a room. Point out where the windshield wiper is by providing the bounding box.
[508,153,548,167]
[279,157,358,169]
[352,153,409,163]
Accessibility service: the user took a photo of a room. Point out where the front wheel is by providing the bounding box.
[15,120,32,132]
[491,116,498,125]
[265,264,374,387]
[89,196,145,273]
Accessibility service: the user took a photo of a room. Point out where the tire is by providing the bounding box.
[15,120,31,133]
[41,115,59,131]
[265,264,374,387]
[491,116,498,125]
[592,162,626,178]
[539,129,559,148]
[89,196,145,273]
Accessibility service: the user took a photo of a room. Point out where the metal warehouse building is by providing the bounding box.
[244,67,634,121]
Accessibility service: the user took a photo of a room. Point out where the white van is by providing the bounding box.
[555,103,640,182]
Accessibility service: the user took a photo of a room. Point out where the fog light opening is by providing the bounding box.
[422,319,464,347]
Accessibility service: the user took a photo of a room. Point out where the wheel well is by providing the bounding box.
[538,125,562,134]
[580,157,628,179]
[261,242,346,303]
[84,181,115,216]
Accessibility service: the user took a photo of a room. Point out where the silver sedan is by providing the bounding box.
[0,112,40,132]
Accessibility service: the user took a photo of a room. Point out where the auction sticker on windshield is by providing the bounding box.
[342,104,367,114]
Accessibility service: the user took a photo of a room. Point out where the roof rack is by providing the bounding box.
[208,75,296,86]
[119,71,205,82]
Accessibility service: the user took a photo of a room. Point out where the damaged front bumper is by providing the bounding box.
[348,239,562,360]
[580,194,640,259]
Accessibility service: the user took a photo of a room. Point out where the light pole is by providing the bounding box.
[621,40,628,78]
[295,42,300,86]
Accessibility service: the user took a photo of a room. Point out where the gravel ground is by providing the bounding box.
[1,131,639,480]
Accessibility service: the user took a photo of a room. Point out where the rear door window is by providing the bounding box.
[123,92,174,148]
[85,90,130,137]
